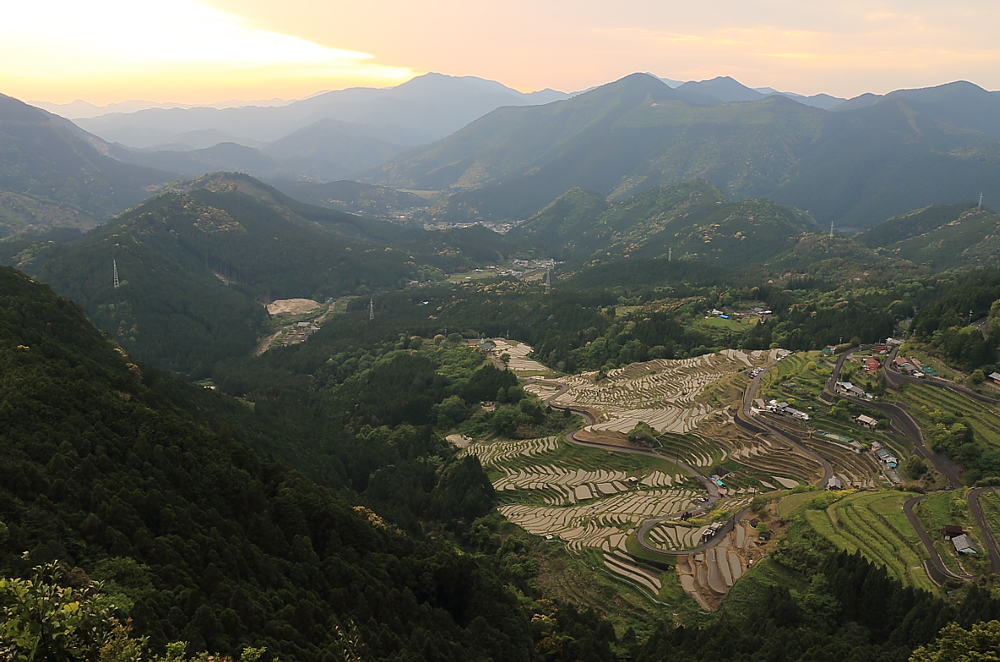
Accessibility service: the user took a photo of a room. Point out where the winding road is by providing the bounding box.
[825,346,1000,583]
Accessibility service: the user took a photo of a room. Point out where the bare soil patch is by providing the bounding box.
[267,298,320,316]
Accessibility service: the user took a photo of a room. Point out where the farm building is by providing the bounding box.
[952,534,977,555]
[827,477,843,490]
[874,448,898,468]
[989,372,1000,385]
[941,525,965,540]
[767,400,810,421]
[835,381,872,399]
[864,358,880,372]
[700,522,725,544]
[854,414,878,429]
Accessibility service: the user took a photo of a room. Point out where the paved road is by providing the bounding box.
[903,495,974,582]
[826,347,963,489]
[740,356,833,487]
[968,487,1000,574]
[883,346,1000,405]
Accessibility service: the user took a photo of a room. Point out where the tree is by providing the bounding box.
[0,558,144,662]
[910,620,1000,662]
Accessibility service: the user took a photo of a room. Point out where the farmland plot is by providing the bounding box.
[465,435,700,555]
[489,338,551,374]
[551,350,778,436]
[500,487,700,552]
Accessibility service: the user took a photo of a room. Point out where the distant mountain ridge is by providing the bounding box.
[368,74,1000,233]
[0,93,176,236]
[73,73,572,149]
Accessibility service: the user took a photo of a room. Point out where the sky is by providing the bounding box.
[3,0,1000,106]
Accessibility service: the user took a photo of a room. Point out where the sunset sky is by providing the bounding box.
[3,0,999,106]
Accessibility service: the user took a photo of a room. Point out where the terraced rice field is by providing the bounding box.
[462,436,561,465]
[551,350,779,435]
[500,487,700,552]
[488,339,551,374]
[696,416,824,489]
[805,491,935,592]
[601,551,663,595]
[646,523,702,550]
[676,521,757,611]
[801,436,883,488]
[465,435,699,562]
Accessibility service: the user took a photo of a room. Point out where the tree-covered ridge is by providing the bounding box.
[0,94,174,234]
[0,172,526,376]
[854,202,1000,270]
[367,75,1000,232]
[0,265,532,661]
[510,179,818,266]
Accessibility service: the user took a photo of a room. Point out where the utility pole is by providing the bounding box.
[830,221,834,238]
[979,193,984,208]
[668,247,672,262]
[369,298,374,321]
[545,267,551,294]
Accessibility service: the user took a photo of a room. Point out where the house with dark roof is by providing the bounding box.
[941,525,965,540]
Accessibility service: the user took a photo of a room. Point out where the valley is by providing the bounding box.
[4,69,1000,662]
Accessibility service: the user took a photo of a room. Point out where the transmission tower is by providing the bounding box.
[668,247,672,262]
[369,298,374,321]
[830,221,834,238]
[545,267,551,294]
[113,259,119,289]
[980,193,984,208]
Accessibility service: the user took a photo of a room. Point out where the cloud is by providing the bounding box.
[0,0,415,102]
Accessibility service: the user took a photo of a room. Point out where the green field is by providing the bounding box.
[899,383,1000,450]
[913,490,991,577]
[802,491,936,592]
[759,351,829,408]
[977,490,1000,552]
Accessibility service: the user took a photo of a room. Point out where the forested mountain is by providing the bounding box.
[855,201,1000,269]
[508,179,819,266]
[0,265,536,661]
[0,172,519,376]
[368,74,1000,232]
[271,179,427,215]
[0,93,175,236]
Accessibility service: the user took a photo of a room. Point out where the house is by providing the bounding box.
[952,534,978,555]
[864,358,880,372]
[767,400,810,421]
[894,356,912,370]
[855,414,878,429]
[874,448,898,468]
[989,372,1000,385]
[700,522,725,544]
[886,337,904,346]
[835,381,872,399]
[827,477,843,490]
[941,525,965,540]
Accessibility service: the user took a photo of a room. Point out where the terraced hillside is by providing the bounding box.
[462,435,698,596]
[551,349,777,435]
[799,491,936,592]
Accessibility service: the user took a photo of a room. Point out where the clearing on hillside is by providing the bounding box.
[266,298,320,316]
